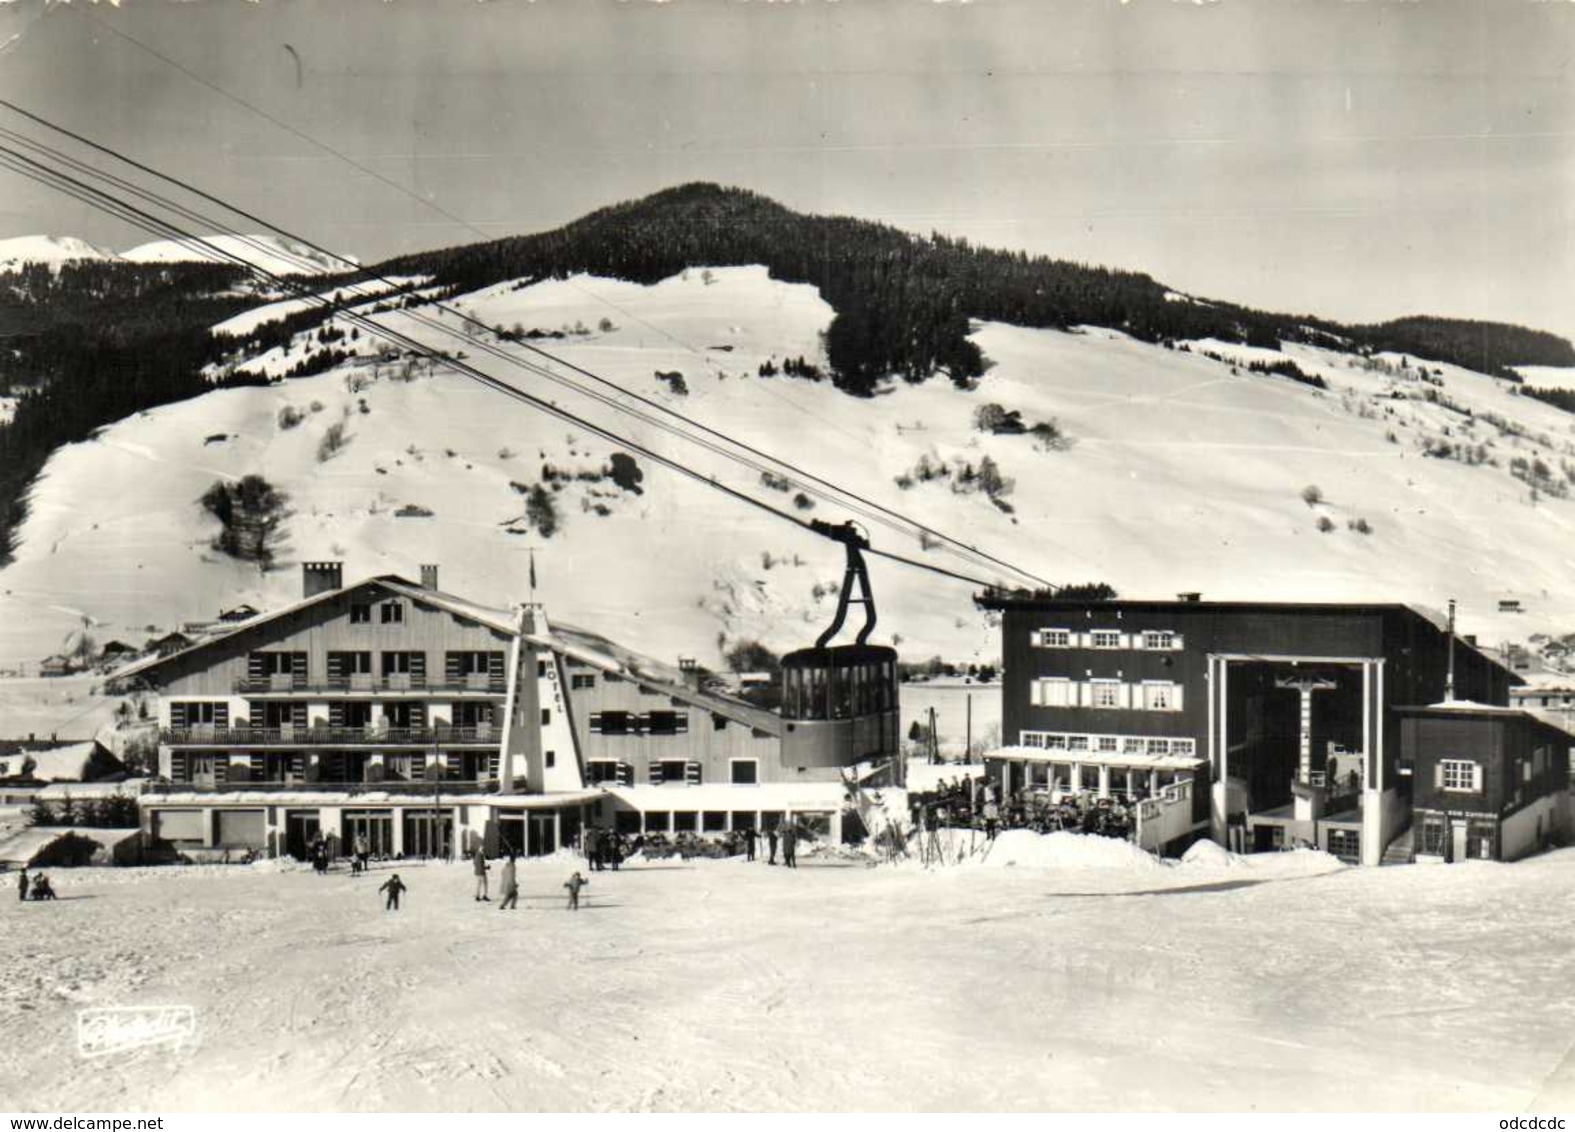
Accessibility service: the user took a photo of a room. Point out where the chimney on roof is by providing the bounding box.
[678,656,700,689]
[302,561,343,599]
[1463,634,1477,647]
[420,564,439,590]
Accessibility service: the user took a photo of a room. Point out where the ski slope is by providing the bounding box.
[2,844,1573,1111]
[2,265,1573,685]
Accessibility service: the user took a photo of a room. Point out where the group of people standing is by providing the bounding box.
[15,869,56,902]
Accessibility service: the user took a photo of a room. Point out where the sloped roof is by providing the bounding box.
[112,575,516,682]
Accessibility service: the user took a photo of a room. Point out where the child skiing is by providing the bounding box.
[379,873,407,911]
[563,870,588,911]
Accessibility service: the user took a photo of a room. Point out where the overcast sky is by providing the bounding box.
[1,0,1571,341]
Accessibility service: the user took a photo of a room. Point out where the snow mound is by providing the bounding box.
[978,829,1165,873]
[1179,839,1242,869]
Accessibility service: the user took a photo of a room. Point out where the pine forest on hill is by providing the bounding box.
[2,182,1575,565]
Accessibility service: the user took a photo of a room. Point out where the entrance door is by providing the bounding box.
[342,810,395,857]
[527,812,557,857]
[284,810,320,860]
[1450,821,1469,864]
[497,816,526,858]
[402,809,454,858]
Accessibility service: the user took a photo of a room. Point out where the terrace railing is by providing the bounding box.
[146,779,498,796]
[232,676,506,695]
[162,725,499,747]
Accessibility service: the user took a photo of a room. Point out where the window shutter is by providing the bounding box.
[1030,680,1044,707]
[329,703,346,729]
[1170,684,1184,712]
[1434,762,1444,789]
[1075,632,1089,649]
[589,712,603,734]
[685,761,702,785]
[291,653,307,684]
[214,703,229,729]
[1118,683,1133,709]
[170,751,187,781]
[410,652,426,681]
[1119,633,1132,650]
[675,713,689,735]
[292,702,308,730]
[248,653,265,681]
[1471,763,1483,792]
[1075,682,1089,707]
[250,752,266,777]
[327,653,343,680]
[170,702,187,729]
[649,761,663,785]
[213,759,229,785]
[489,651,505,679]
[1173,634,1185,651]
[445,752,463,776]
[618,763,633,787]
[411,703,426,729]
[487,751,500,780]
[445,652,461,681]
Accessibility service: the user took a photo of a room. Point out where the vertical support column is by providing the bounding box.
[1210,656,1230,846]
[1097,764,1111,800]
[1360,660,1383,866]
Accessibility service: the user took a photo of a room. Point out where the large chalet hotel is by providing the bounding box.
[112,563,854,860]
[977,592,1574,866]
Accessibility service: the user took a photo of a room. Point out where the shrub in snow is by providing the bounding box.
[1316,515,1335,533]
[526,484,559,537]
[201,475,289,570]
[793,492,814,511]
[1348,517,1373,535]
[277,405,304,430]
[316,422,347,463]
[608,453,644,494]
[1301,484,1323,507]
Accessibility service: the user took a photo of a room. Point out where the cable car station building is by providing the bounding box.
[112,564,856,860]
[976,593,1556,865]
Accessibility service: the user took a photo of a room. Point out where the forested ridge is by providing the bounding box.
[1,182,1571,563]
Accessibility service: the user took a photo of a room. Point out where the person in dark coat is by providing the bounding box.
[781,825,798,868]
[472,845,491,902]
[498,854,519,910]
[379,873,407,911]
[564,870,588,911]
[742,827,757,862]
[586,828,602,872]
[17,868,28,902]
[30,874,57,900]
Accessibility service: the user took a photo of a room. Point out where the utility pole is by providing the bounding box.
[928,706,939,765]
[966,693,973,762]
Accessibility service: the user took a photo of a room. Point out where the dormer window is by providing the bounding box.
[380,601,404,624]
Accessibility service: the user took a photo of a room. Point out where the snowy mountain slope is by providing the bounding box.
[120,234,346,276]
[2,265,1574,675]
[0,234,117,271]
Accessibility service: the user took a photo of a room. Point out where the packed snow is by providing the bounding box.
[0,234,115,271]
[3,843,1574,1110]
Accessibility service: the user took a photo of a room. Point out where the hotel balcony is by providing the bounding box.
[231,674,506,696]
[161,725,501,748]
[145,778,498,796]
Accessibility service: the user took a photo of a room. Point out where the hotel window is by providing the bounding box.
[590,711,633,736]
[1141,682,1182,711]
[645,711,688,736]
[1021,732,1046,749]
[1080,765,1101,790]
[586,760,628,786]
[1097,736,1118,753]
[1123,737,1145,755]
[1147,739,1171,756]
[1035,678,1073,707]
[1141,631,1176,650]
[1068,735,1089,752]
[656,759,689,784]
[731,759,759,785]
[1440,759,1481,792]
[1419,816,1447,856]
[571,674,596,691]
[350,602,372,624]
[1090,630,1122,649]
[1037,628,1071,649]
[380,601,404,624]
[1172,739,1195,757]
[1090,681,1122,709]
[1044,734,1067,751]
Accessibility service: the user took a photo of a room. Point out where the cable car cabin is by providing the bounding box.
[780,644,900,768]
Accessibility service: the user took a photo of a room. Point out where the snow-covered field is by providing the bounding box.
[5,264,1575,714]
[3,841,1574,1112]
